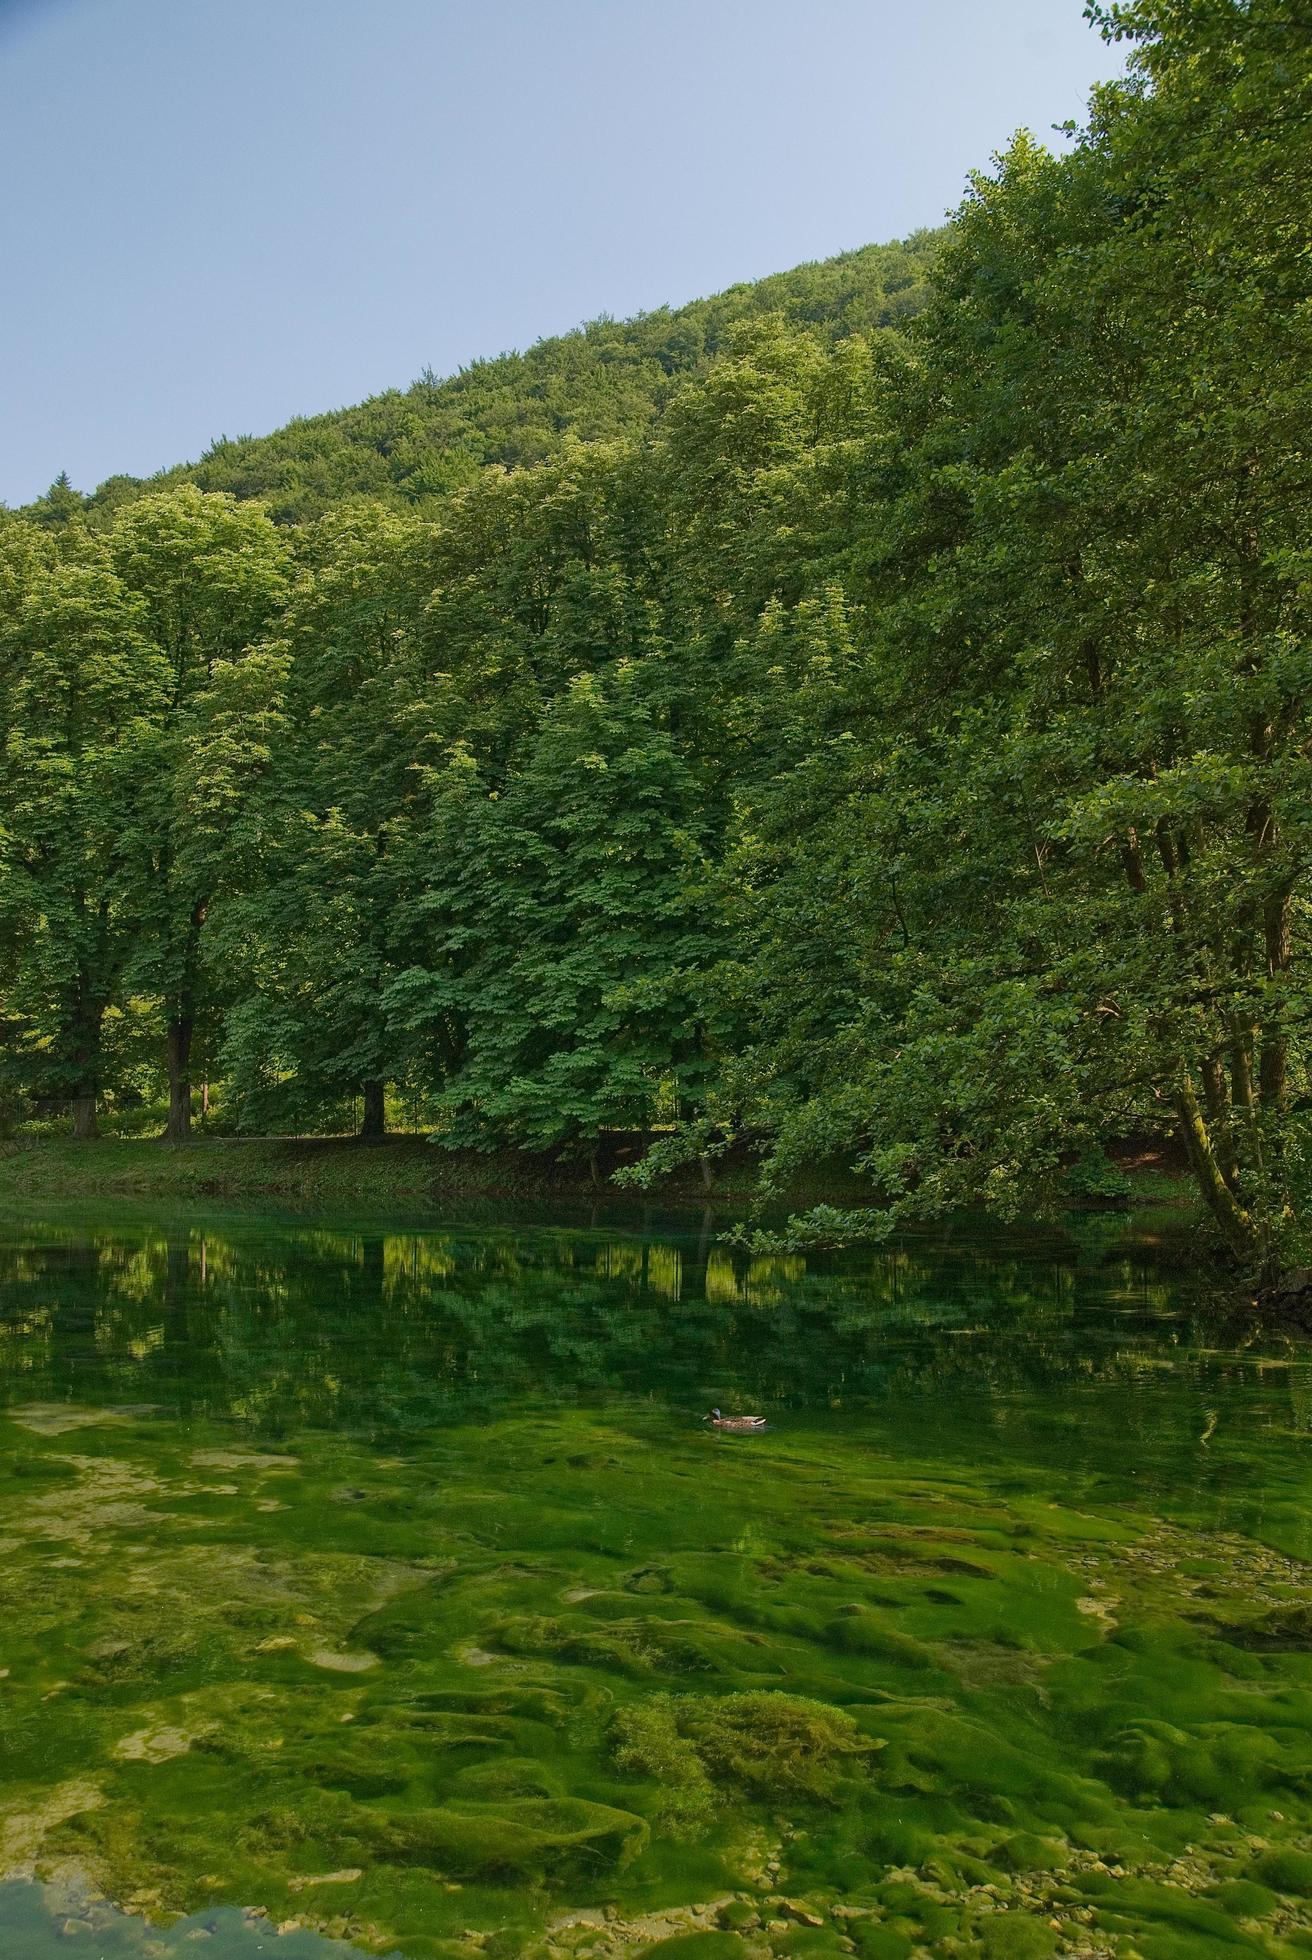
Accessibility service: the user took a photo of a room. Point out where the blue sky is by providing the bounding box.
[0,0,1126,507]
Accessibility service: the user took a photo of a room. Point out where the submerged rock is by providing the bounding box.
[113,1723,206,1763]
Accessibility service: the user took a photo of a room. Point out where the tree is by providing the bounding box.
[38,236,940,524]
[215,507,438,1136]
[398,665,719,1166]
[29,472,86,530]
[0,547,169,1134]
[108,488,291,1138]
[722,2,1312,1276]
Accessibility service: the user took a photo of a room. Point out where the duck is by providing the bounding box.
[704,1407,767,1432]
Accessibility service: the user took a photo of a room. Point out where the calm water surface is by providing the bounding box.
[0,1205,1309,1960]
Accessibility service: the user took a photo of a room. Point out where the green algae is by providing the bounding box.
[0,1207,1309,1960]
[611,1691,868,1835]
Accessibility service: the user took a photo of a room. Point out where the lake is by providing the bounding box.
[0,1205,1309,1960]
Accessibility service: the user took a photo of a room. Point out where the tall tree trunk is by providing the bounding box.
[1175,1075,1265,1270]
[1200,1052,1237,1188]
[360,1078,386,1140]
[165,902,206,1142]
[68,993,104,1139]
[166,1015,194,1142]
[1123,828,1273,1276]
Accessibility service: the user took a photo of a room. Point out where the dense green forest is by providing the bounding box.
[31,235,940,527]
[2,0,1309,1281]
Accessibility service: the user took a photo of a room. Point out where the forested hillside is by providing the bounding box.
[24,235,940,526]
[3,0,1309,1285]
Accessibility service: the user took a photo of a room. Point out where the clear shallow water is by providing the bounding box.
[0,1206,1309,1960]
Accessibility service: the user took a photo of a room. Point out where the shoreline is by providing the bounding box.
[0,1133,1193,1215]
[0,1134,777,1210]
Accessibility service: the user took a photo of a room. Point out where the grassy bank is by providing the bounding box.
[0,1132,1197,1233]
[0,1134,775,1208]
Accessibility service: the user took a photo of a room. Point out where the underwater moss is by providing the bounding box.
[610,1699,716,1837]
[1214,1878,1280,1916]
[639,1935,745,1960]
[0,1208,1311,1960]
[611,1689,868,1833]
[848,1929,913,1960]
[993,1834,1067,1873]
[979,1918,1060,1958]
[680,1692,868,1800]
[824,1609,939,1671]
[1256,1851,1312,1898]
[381,1796,649,1881]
